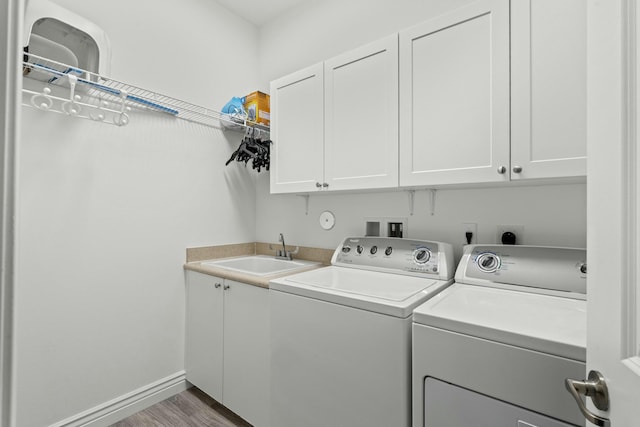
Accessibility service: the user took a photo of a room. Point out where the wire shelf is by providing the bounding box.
[21,51,269,133]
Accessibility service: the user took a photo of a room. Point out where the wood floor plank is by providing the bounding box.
[110,387,253,427]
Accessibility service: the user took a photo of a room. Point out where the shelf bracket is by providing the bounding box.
[407,190,415,216]
[299,194,310,215]
[427,189,437,216]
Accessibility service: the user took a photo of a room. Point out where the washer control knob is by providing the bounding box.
[413,248,431,264]
[370,246,378,255]
[476,252,501,273]
[580,263,587,274]
[356,245,364,254]
[385,246,393,256]
[341,246,351,254]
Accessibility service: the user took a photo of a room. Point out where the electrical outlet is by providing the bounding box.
[462,223,477,245]
[496,225,524,244]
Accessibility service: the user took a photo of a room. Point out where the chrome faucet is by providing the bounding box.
[274,233,299,260]
[279,233,287,256]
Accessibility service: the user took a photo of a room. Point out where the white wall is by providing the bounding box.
[257,0,476,89]
[256,0,587,259]
[14,1,259,426]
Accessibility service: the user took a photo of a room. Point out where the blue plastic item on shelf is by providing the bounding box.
[221,96,246,115]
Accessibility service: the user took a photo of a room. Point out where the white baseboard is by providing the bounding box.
[49,371,188,427]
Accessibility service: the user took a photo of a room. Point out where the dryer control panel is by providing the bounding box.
[457,245,587,297]
[332,237,454,280]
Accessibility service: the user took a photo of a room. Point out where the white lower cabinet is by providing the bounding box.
[185,271,270,427]
[185,271,224,401]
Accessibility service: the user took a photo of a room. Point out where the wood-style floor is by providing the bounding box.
[110,387,253,427]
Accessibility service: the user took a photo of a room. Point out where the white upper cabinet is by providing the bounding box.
[510,0,586,180]
[399,0,510,187]
[270,63,324,194]
[270,35,399,194]
[324,34,399,191]
[271,0,586,192]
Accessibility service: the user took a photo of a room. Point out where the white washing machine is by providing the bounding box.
[270,236,454,427]
[412,245,587,427]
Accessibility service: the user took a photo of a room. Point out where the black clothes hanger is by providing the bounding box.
[225,128,271,172]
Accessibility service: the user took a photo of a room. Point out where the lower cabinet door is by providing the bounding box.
[185,271,224,402]
[223,280,271,427]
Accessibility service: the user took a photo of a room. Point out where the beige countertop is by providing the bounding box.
[184,242,334,289]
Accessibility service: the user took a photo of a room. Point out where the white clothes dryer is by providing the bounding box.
[270,236,454,427]
[412,245,587,427]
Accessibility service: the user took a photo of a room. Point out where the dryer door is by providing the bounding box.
[425,378,579,427]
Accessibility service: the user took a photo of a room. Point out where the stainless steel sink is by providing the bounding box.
[202,255,319,276]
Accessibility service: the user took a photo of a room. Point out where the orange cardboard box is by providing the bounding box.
[242,91,270,126]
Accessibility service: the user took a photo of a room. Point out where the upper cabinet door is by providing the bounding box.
[511,0,586,180]
[324,34,399,191]
[399,0,510,187]
[270,63,324,194]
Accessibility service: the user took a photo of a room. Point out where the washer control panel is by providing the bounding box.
[333,237,454,280]
[458,245,587,295]
[475,252,501,273]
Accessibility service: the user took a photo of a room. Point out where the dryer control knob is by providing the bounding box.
[370,246,378,255]
[476,252,501,273]
[385,246,393,256]
[413,248,431,264]
[356,245,364,254]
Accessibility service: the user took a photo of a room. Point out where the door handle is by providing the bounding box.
[565,370,610,427]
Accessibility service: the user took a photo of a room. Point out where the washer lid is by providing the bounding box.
[413,284,586,361]
[270,266,452,318]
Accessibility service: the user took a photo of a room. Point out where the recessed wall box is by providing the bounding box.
[366,221,381,237]
[365,217,408,238]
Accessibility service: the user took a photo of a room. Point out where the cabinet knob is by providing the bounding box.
[223,284,230,290]
[322,182,329,188]
[497,166,507,174]
[316,182,322,188]
[513,166,523,174]
[214,283,221,289]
